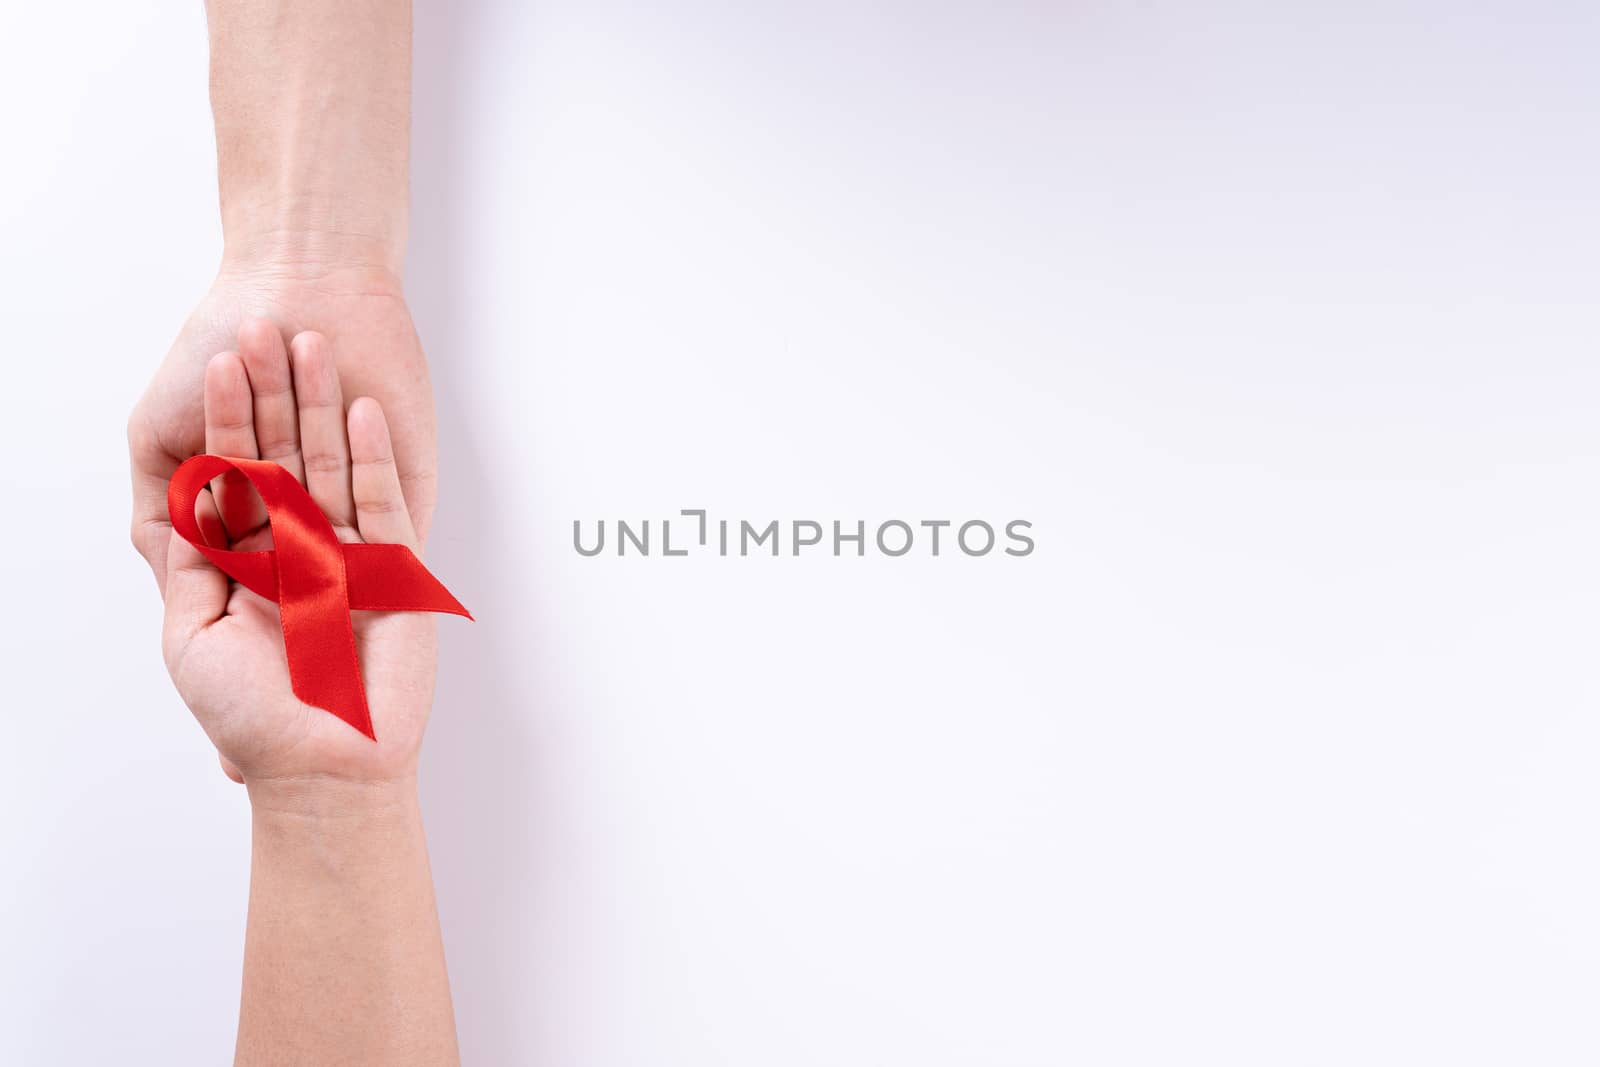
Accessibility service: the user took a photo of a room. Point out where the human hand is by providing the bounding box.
[128,263,437,597]
[161,323,439,796]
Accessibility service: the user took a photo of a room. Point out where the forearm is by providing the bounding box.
[238,779,457,1066]
[206,0,411,276]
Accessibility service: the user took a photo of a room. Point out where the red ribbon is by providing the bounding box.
[167,455,471,740]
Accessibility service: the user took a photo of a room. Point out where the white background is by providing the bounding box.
[4,2,1599,1063]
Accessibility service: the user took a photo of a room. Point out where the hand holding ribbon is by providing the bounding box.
[168,455,470,740]
[159,327,465,786]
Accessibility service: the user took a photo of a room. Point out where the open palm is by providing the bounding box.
[162,321,438,787]
[128,269,437,594]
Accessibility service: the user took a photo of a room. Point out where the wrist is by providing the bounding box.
[219,225,407,295]
[245,774,419,825]
[205,0,412,296]
[246,775,430,898]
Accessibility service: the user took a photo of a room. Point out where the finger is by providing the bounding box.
[348,398,420,551]
[196,488,229,547]
[239,318,304,485]
[204,352,265,538]
[162,494,229,676]
[128,411,178,594]
[289,332,355,529]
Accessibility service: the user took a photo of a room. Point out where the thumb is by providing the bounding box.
[161,494,229,676]
[127,405,187,597]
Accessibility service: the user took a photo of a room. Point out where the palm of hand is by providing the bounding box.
[162,319,438,786]
[129,265,437,590]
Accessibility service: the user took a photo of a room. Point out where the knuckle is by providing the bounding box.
[355,494,405,516]
[130,517,162,558]
[302,452,347,475]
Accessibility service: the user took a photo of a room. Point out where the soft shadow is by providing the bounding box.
[410,2,559,1060]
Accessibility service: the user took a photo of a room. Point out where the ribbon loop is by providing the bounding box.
[168,455,471,740]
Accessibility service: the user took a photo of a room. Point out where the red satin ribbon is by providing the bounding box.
[168,455,471,740]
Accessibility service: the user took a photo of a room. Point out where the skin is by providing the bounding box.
[164,324,459,1065]
[127,0,433,599]
[127,2,458,1062]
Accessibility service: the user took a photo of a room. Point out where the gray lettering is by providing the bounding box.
[618,519,649,556]
[834,520,865,556]
[876,520,913,557]
[1005,519,1035,557]
[573,519,605,557]
[793,520,823,555]
[958,519,995,556]
[681,508,708,545]
[662,520,688,556]
[741,519,779,556]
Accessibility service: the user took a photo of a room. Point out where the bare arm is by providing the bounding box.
[240,781,457,1065]
[166,325,459,1065]
[140,3,457,1062]
[129,0,436,595]
[207,0,411,274]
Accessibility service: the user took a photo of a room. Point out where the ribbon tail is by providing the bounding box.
[344,544,475,620]
[234,458,377,741]
[279,602,375,740]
